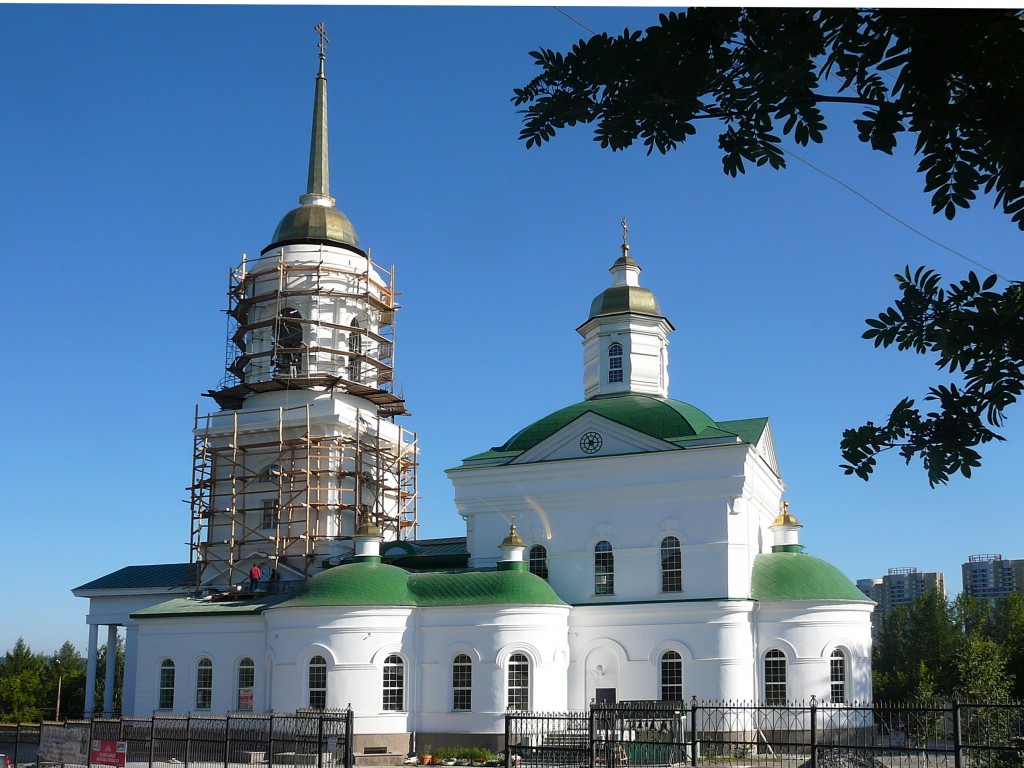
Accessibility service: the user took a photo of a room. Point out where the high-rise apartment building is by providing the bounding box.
[962,554,1024,599]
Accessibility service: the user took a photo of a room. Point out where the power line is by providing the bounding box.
[553,7,597,36]
[782,147,1012,281]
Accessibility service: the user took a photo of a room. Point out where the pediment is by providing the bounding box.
[511,411,679,464]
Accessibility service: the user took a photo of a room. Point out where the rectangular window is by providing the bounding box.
[158,661,175,710]
[383,655,404,711]
[764,652,787,705]
[308,657,327,710]
[830,652,846,704]
[507,654,529,711]
[452,655,472,711]
[196,660,213,710]
[237,659,255,711]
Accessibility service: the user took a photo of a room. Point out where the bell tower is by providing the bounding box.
[577,221,674,400]
[189,25,418,593]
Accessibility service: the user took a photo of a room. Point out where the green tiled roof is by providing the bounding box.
[463,394,772,464]
[751,553,870,602]
[271,562,564,609]
[409,570,565,606]
[74,563,195,592]
[131,593,290,618]
[497,394,719,454]
[282,562,416,607]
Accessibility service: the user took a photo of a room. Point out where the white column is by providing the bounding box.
[122,624,139,716]
[84,623,99,718]
[103,625,118,717]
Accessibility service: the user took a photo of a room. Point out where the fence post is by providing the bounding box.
[809,697,818,768]
[589,703,596,768]
[185,714,191,768]
[268,714,275,768]
[503,711,511,768]
[345,708,354,768]
[316,711,324,768]
[952,693,962,768]
[224,714,231,768]
[690,697,698,767]
[14,722,21,768]
[148,716,156,768]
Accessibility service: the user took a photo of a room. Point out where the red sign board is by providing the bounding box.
[91,739,127,767]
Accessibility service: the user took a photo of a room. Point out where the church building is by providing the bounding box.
[74,30,873,753]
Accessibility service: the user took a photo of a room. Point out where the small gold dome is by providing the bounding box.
[355,519,381,538]
[771,502,802,528]
[501,523,525,549]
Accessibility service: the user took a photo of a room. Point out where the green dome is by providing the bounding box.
[751,552,871,602]
[274,561,565,609]
[264,204,360,253]
[500,394,720,453]
[589,284,661,320]
[409,570,565,607]
[283,561,414,607]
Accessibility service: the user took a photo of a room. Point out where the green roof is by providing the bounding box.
[751,553,871,602]
[131,593,290,618]
[282,562,416,607]
[74,563,195,592]
[461,394,770,464]
[409,570,565,606]
[271,562,565,609]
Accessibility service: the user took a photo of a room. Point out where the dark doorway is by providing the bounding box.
[595,687,616,705]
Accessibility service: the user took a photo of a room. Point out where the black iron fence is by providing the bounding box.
[505,698,1024,768]
[0,711,354,768]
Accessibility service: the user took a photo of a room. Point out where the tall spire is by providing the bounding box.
[301,22,333,207]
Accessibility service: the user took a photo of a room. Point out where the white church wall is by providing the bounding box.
[131,616,268,715]
[755,602,874,703]
[568,602,757,707]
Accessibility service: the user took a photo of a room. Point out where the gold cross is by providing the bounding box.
[315,22,330,57]
[620,217,629,247]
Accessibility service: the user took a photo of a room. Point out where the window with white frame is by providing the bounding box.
[661,536,682,592]
[507,653,529,711]
[595,540,614,595]
[383,654,404,711]
[529,545,549,580]
[308,655,327,709]
[158,659,175,709]
[608,343,623,383]
[195,658,213,709]
[452,654,472,711]
[764,650,787,705]
[237,658,255,711]
[348,319,362,383]
[830,649,846,703]
[660,651,683,701]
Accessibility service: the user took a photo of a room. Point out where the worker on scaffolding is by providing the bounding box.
[249,563,262,593]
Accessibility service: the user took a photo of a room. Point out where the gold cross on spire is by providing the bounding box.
[315,22,330,58]
[620,217,630,255]
[781,501,789,515]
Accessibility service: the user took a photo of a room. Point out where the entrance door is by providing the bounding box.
[595,687,617,705]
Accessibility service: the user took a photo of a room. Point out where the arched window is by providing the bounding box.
[383,654,405,711]
[529,545,549,580]
[764,650,787,705]
[608,343,623,383]
[237,658,255,711]
[452,654,472,711]
[507,653,529,711]
[308,655,327,709]
[595,540,614,595]
[830,649,846,703]
[158,659,175,709]
[273,308,304,376]
[195,658,213,709]
[660,651,683,701]
[348,319,363,383]
[661,536,682,592]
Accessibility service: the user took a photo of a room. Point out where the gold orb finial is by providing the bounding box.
[772,500,802,528]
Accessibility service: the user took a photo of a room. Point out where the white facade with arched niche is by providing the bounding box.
[74,33,874,754]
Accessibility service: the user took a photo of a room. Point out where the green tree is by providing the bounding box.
[873,590,959,699]
[0,638,45,723]
[989,594,1024,698]
[514,8,1024,485]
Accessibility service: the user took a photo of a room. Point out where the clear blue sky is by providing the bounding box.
[2,5,1021,656]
